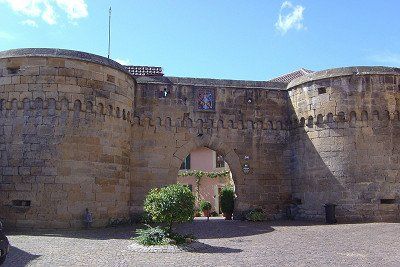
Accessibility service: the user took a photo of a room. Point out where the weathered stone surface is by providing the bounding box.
[288,68,400,222]
[0,49,399,228]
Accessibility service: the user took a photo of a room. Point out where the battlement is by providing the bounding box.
[1,48,400,228]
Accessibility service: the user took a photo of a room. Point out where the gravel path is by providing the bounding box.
[3,218,400,266]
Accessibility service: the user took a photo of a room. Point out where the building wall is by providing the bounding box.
[1,49,399,229]
[129,76,292,221]
[177,147,232,213]
[288,67,400,222]
[0,49,134,228]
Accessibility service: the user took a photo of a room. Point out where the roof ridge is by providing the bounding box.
[268,68,314,83]
[124,65,164,76]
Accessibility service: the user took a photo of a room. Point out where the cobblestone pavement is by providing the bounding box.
[3,218,400,266]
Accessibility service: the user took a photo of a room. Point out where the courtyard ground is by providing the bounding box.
[3,218,400,266]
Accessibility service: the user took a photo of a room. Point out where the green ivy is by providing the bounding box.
[178,169,230,204]
[178,169,230,179]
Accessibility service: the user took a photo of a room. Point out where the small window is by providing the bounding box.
[180,154,191,170]
[107,74,115,83]
[7,67,20,74]
[318,87,327,94]
[380,199,396,204]
[159,88,170,98]
[216,154,225,168]
[12,200,31,207]
[185,184,193,192]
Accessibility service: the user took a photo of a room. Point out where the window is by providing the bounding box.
[12,200,31,207]
[180,154,191,170]
[216,154,225,168]
[318,87,327,94]
[380,199,396,204]
[185,184,193,192]
[159,88,170,98]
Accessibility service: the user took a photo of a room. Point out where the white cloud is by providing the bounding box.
[56,0,88,20]
[0,0,88,25]
[115,58,131,65]
[0,31,14,41]
[21,19,38,27]
[368,51,400,65]
[275,1,305,34]
[42,1,56,25]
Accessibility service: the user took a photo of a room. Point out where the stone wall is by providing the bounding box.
[288,67,400,222]
[0,49,135,228]
[1,49,399,228]
[130,76,292,219]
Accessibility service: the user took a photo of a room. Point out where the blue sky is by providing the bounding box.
[0,0,399,80]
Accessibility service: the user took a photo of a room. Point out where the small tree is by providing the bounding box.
[221,186,235,215]
[144,184,195,232]
[199,200,212,212]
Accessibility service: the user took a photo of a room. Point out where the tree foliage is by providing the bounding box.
[220,186,235,213]
[199,200,212,211]
[144,184,195,231]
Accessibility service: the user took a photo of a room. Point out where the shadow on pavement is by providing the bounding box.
[5,226,134,240]
[175,218,275,239]
[183,242,243,254]
[3,246,40,267]
[4,218,344,241]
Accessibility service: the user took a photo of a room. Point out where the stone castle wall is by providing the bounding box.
[130,77,292,219]
[0,49,135,228]
[288,67,400,222]
[0,48,399,228]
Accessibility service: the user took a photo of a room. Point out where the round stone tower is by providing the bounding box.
[288,66,400,222]
[0,48,135,228]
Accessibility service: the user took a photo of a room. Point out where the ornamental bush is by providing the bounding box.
[144,183,195,231]
[199,200,212,212]
[134,225,196,246]
[135,226,170,246]
[220,186,235,213]
[245,208,265,222]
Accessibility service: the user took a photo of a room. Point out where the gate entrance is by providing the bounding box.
[177,147,235,216]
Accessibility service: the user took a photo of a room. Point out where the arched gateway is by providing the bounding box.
[0,49,399,228]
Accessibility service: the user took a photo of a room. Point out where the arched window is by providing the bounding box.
[316,114,324,125]
[307,116,314,127]
[361,111,368,121]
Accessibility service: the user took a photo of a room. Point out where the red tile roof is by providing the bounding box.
[268,68,314,83]
[124,65,164,76]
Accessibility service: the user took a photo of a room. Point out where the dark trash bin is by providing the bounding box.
[286,204,298,220]
[324,203,337,224]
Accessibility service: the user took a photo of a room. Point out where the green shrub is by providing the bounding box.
[220,186,235,213]
[134,225,197,246]
[199,200,212,211]
[194,208,201,217]
[134,226,169,246]
[144,183,195,231]
[210,211,219,217]
[245,209,265,221]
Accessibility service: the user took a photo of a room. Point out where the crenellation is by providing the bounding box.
[1,49,400,228]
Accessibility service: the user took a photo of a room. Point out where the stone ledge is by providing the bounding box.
[288,66,400,89]
[0,48,131,76]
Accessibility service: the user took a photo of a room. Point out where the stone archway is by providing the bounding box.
[129,115,291,220]
[168,136,244,215]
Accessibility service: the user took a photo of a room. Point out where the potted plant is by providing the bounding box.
[220,186,234,220]
[199,200,212,219]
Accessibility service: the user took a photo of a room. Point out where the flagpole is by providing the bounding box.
[108,7,111,59]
